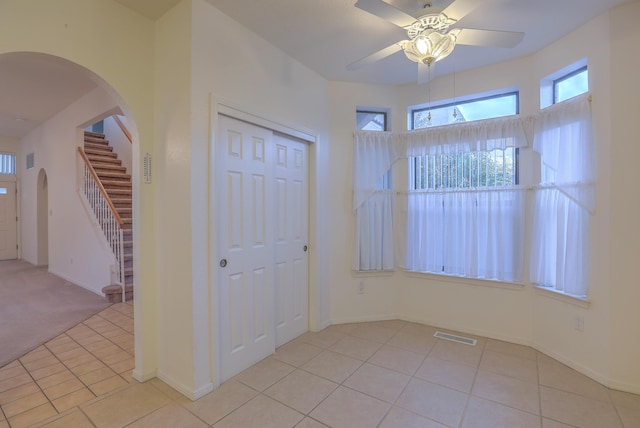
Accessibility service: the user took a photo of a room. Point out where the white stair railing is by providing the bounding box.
[77,147,126,302]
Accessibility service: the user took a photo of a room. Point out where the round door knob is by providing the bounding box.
[303,245,308,252]
[219,259,227,268]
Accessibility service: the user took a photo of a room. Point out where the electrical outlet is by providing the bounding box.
[574,315,584,332]
[358,281,365,294]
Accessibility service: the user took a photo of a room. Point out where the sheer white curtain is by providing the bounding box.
[400,116,529,281]
[354,191,395,271]
[353,116,530,276]
[353,131,402,271]
[401,188,525,282]
[530,94,594,296]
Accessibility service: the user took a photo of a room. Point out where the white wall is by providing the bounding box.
[0,0,158,381]
[608,0,640,392]
[102,115,133,175]
[20,87,120,294]
[528,11,614,389]
[0,137,20,156]
[154,0,197,398]
[151,0,332,397]
[326,6,640,394]
[327,82,402,323]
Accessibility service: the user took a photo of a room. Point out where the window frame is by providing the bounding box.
[409,90,520,130]
[552,65,588,104]
[357,107,392,189]
[0,152,17,175]
[408,90,521,191]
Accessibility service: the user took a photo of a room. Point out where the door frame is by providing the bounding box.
[0,175,18,260]
[209,96,320,388]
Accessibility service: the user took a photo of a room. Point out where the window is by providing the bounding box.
[409,91,519,192]
[356,110,387,131]
[357,108,391,189]
[402,92,525,282]
[0,153,16,175]
[411,92,518,129]
[553,66,588,104]
[532,66,593,298]
[353,108,395,272]
[409,149,518,190]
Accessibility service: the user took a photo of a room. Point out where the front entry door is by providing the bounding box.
[216,115,309,382]
[0,181,17,260]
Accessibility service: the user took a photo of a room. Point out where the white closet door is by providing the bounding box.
[274,134,309,347]
[217,115,276,381]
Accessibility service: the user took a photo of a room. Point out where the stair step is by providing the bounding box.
[117,208,132,215]
[90,160,123,169]
[84,142,113,152]
[85,148,118,158]
[84,137,109,146]
[112,199,132,208]
[93,165,127,174]
[103,181,132,190]
[107,188,132,196]
[84,131,105,139]
[97,171,131,181]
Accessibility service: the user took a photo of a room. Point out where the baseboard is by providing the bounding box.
[156,371,215,401]
[330,314,399,325]
[132,368,157,383]
[398,315,532,347]
[532,342,640,395]
[607,378,640,395]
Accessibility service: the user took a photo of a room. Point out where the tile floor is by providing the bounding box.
[1,309,639,427]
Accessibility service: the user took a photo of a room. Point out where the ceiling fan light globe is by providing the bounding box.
[431,32,456,62]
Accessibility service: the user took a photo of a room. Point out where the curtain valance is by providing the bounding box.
[353,114,531,211]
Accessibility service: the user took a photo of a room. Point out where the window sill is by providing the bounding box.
[534,285,591,309]
[353,269,396,278]
[403,270,525,291]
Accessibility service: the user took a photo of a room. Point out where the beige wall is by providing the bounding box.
[153,0,198,397]
[608,0,640,391]
[327,5,640,394]
[20,86,120,293]
[0,0,158,382]
[152,0,332,397]
[2,0,638,400]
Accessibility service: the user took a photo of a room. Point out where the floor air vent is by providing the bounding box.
[434,331,477,346]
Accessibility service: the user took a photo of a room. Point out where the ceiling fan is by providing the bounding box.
[348,0,525,82]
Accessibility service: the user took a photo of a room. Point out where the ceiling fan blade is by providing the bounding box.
[441,0,481,22]
[347,42,403,70]
[417,62,435,84]
[455,28,525,48]
[354,0,416,28]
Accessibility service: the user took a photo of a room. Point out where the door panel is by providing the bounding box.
[217,116,275,381]
[216,116,309,381]
[274,134,309,347]
[0,182,17,260]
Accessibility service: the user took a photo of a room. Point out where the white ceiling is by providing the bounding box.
[0,0,632,138]
[205,0,631,85]
[0,53,98,138]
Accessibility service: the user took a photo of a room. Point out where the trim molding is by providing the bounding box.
[157,371,215,401]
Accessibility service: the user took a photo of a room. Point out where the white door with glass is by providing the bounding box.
[0,182,17,260]
[216,115,309,381]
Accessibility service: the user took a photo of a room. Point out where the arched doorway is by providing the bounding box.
[36,168,48,266]
[0,51,144,381]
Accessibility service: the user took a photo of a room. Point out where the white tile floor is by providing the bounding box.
[1,311,640,427]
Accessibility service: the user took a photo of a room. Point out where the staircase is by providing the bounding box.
[83,131,133,302]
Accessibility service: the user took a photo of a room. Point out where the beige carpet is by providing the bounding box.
[0,260,111,368]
